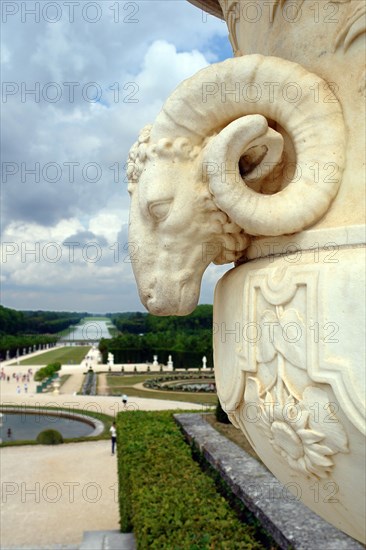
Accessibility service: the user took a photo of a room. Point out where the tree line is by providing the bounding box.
[101,305,214,368]
[0,306,86,360]
[0,305,215,367]
[0,305,86,335]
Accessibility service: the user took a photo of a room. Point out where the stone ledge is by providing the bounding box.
[174,413,364,550]
[80,531,136,550]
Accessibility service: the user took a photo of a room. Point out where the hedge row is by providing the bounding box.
[143,373,215,392]
[116,411,263,549]
[34,362,61,381]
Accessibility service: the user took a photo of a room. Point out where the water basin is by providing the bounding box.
[0,409,103,441]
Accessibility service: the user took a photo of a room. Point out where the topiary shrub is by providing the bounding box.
[36,429,64,445]
[215,400,231,424]
[34,362,62,381]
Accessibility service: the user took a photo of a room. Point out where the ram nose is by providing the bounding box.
[141,275,199,316]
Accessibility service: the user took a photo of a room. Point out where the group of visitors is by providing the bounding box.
[0,369,32,383]
[0,368,33,393]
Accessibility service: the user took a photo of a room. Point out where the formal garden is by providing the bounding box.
[104,373,218,405]
[0,306,284,546]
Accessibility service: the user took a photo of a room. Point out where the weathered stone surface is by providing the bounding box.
[175,414,364,550]
[80,531,136,550]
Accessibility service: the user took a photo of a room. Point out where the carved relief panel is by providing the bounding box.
[214,247,365,541]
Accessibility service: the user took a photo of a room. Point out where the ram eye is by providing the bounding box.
[149,201,172,221]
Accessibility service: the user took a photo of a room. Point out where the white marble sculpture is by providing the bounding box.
[167,355,174,370]
[128,0,365,542]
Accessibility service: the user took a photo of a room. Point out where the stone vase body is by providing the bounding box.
[210,0,365,542]
[128,0,365,542]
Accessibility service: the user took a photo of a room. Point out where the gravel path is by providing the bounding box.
[97,373,108,396]
[60,373,84,395]
[0,441,119,548]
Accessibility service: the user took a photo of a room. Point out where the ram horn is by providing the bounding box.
[151,54,346,236]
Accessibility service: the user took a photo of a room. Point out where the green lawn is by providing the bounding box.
[10,346,90,366]
[107,374,158,386]
[81,316,110,322]
[106,374,217,405]
[109,387,217,404]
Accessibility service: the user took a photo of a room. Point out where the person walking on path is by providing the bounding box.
[110,422,117,455]
[122,394,128,409]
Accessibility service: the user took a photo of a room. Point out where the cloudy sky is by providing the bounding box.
[1,0,234,313]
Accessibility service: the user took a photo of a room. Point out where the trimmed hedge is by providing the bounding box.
[34,362,61,381]
[36,429,64,445]
[143,373,215,392]
[116,411,263,549]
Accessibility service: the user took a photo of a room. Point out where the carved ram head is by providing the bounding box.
[127,54,345,315]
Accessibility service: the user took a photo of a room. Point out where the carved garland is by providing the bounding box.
[228,268,350,479]
[247,303,349,479]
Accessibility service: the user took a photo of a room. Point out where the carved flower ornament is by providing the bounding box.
[244,304,348,479]
[246,380,349,479]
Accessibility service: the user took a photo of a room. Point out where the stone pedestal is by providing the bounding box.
[214,229,365,542]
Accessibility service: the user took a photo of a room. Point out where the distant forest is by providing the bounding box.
[0,306,86,335]
[0,306,86,358]
[101,306,214,369]
[0,305,215,368]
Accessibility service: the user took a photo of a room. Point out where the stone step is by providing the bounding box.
[79,530,136,550]
[0,545,78,550]
[175,414,365,550]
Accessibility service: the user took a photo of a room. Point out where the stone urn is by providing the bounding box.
[52,377,61,395]
[127,0,365,542]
